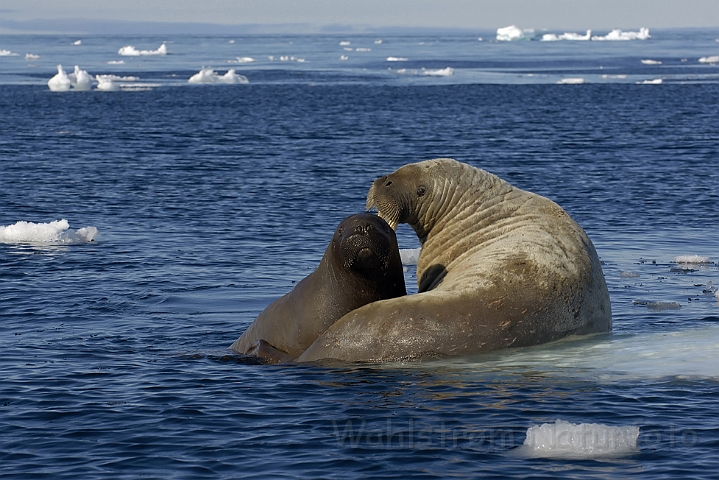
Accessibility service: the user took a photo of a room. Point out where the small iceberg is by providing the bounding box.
[423,67,454,76]
[699,56,719,64]
[188,68,248,84]
[48,65,72,92]
[496,25,534,41]
[637,78,662,84]
[227,56,256,63]
[386,56,408,62]
[0,49,19,56]
[48,65,94,92]
[118,43,167,56]
[517,419,639,459]
[400,248,421,265]
[25,53,40,61]
[73,40,82,46]
[674,254,712,264]
[96,75,120,91]
[592,28,650,41]
[641,59,662,65]
[557,78,585,84]
[70,65,93,91]
[541,30,591,41]
[0,220,98,244]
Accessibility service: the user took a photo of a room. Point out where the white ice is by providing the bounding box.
[637,78,662,84]
[188,68,248,84]
[423,67,454,76]
[541,30,592,41]
[70,65,93,91]
[592,28,650,41]
[25,53,40,61]
[400,248,421,265]
[227,57,256,63]
[699,56,719,64]
[557,78,585,84]
[96,75,120,91]
[386,57,408,62]
[118,44,167,56]
[674,254,712,264]
[496,25,534,41]
[517,419,639,459]
[48,65,72,92]
[0,49,19,56]
[641,59,662,65]
[0,220,98,244]
[73,40,82,45]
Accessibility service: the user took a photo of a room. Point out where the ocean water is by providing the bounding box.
[1,29,719,478]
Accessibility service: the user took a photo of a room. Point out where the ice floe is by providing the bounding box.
[699,56,719,64]
[496,25,534,41]
[118,43,167,56]
[541,30,592,41]
[188,68,248,84]
[0,220,98,244]
[517,420,639,459]
[592,28,650,41]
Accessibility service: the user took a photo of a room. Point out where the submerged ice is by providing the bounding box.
[0,220,98,244]
[518,420,639,458]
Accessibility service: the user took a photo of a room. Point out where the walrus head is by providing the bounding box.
[335,213,397,276]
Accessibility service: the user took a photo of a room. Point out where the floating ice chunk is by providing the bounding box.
[339,41,351,46]
[48,65,72,92]
[557,78,585,84]
[517,420,639,459]
[620,271,640,278]
[0,49,19,56]
[386,56,408,62]
[228,56,255,63]
[637,78,662,84]
[355,47,371,52]
[0,220,98,244]
[496,25,534,41]
[423,67,454,76]
[96,75,120,91]
[592,28,650,41]
[107,60,124,65]
[400,248,421,265]
[699,56,719,64]
[674,254,712,264]
[632,300,681,311]
[188,68,248,84]
[118,43,167,56]
[374,39,383,44]
[542,30,591,41]
[25,53,40,61]
[70,65,93,91]
[641,59,662,65]
[73,40,82,45]
[339,55,349,61]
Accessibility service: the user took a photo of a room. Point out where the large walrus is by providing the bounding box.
[297,158,611,362]
[231,213,406,363]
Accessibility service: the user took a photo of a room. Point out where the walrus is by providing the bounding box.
[297,158,611,362]
[231,213,406,362]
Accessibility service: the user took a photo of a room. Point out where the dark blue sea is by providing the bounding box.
[1,29,719,478]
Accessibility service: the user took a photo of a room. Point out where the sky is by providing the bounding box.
[1,0,718,34]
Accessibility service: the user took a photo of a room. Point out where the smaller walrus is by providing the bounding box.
[231,213,406,362]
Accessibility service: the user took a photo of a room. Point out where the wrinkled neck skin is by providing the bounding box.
[409,163,514,247]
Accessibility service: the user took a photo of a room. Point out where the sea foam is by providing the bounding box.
[517,420,639,459]
[0,220,98,244]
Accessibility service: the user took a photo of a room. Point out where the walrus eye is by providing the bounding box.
[417,185,426,197]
